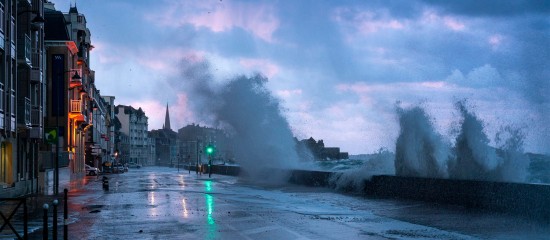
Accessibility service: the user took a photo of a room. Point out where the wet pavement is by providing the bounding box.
[23,167,550,239]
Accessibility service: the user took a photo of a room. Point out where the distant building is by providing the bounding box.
[177,124,232,165]
[102,96,116,162]
[297,137,349,160]
[149,104,179,167]
[115,105,149,166]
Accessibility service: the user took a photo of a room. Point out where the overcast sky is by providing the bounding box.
[48,0,549,154]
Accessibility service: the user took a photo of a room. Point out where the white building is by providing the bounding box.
[115,105,149,165]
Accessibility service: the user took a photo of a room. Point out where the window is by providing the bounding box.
[10,17,14,43]
[0,3,4,34]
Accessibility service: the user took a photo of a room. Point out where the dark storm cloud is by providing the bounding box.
[422,0,550,17]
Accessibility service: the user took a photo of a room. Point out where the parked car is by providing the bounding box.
[114,164,125,173]
[128,162,142,169]
[85,164,100,176]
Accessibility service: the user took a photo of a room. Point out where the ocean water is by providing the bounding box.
[308,152,549,184]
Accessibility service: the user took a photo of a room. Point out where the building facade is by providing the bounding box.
[115,105,149,166]
[102,95,115,164]
[0,0,46,197]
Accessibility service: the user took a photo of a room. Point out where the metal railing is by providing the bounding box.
[0,197,28,240]
[70,100,81,113]
[24,97,30,126]
[0,83,3,113]
[31,50,41,70]
[31,105,42,126]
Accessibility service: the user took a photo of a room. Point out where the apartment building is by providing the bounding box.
[0,0,46,197]
[102,96,116,163]
[114,105,149,166]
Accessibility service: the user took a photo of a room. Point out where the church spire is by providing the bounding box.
[164,103,171,130]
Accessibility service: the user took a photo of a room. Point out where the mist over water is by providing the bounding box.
[179,59,301,184]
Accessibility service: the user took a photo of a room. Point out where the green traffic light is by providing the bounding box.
[206,146,214,155]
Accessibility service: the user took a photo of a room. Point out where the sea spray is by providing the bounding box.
[178,59,302,184]
[394,104,451,178]
[214,74,300,183]
[494,125,529,182]
[450,101,502,180]
[329,149,395,191]
[392,100,528,182]
[450,101,528,182]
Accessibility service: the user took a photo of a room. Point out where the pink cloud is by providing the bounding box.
[134,48,206,75]
[127,100,165,130]
[239,58,280,78]
[488,34,504,49]
[333,8,406,35]
[443,17,466,31]
[147,2,279,43]
[127,93,195,131]
[276,89,302,98]
[421,10,467,31]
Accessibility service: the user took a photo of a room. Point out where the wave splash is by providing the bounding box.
[396,101,528,182]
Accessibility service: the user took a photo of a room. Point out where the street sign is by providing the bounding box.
[45,128,58,144]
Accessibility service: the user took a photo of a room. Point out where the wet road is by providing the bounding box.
[58,167,548,240]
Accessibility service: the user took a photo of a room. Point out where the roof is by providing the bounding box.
[44,8,70,41]
[115,105,147,119]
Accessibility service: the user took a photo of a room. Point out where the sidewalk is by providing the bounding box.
[1,171,94,240]
[0,192,66,240]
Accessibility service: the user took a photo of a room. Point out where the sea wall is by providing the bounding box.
[184,165,550,220]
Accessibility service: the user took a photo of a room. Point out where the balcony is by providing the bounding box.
[24,97,30,126]
[30,106,43,139]
[17,34,31,65]
[0,32,4,50]
[31,105,42,127]
[70,100,82,113]
[70,100,87,123]
[31,50,42,70]
[17,97,31,128]
[0,83,3,113]
[30,69,42,83]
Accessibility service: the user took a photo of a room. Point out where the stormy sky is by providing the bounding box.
[49,0,549,154]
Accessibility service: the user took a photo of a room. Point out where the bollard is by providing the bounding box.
[64,189,68,240]
[52,200,58,240]
[102,176,109,191]
[43,204,49,240]
[24,198,28,240]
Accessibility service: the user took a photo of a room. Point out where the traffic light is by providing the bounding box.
[205,145,215,155]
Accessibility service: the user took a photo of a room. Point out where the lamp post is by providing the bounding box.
[54,71,81,195]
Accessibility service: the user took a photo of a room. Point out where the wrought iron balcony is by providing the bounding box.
[70,100,82,113]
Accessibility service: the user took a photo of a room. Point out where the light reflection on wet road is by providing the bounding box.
[58,167,548,240]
